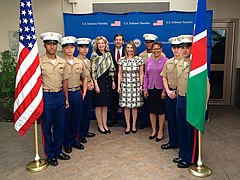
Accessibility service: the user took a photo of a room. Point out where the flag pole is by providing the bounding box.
[26,121,48,172]
[188,130,211,177]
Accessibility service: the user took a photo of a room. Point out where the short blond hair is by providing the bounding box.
[93,36,110,52]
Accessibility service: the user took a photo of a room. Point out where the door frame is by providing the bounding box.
[210,18,239,106]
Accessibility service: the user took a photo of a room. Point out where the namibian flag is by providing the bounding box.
[187,0,208,133]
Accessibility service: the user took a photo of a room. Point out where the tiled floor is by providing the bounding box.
[0,106,240,180]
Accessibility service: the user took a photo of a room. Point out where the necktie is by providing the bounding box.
[117,50,120,62]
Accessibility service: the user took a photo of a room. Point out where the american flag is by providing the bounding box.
[14,0,43,136]
[111,21,121,26]
[153,20,163,26]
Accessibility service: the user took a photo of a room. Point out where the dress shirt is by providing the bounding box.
[115,47,123,61]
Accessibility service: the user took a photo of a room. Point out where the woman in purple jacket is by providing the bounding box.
[143,41,168,142]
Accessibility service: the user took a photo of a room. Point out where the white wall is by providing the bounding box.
[0,0,19,54]
[0,0,64,56]
[62,0,92,14]
[92,0,197,11]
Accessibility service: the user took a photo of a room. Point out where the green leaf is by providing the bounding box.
[0,50,16,111]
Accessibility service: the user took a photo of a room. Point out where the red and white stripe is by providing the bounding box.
[189,30,207,78]
[14,42,43,135]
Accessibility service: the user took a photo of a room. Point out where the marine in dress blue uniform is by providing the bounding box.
[174,35,198,168]
[76,38,96,143]
[160,37,183,150]
[174,35,211,168]
[60,36,89,153]
[40,32,70,166]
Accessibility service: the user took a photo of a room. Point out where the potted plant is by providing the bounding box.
[0,50,16,121]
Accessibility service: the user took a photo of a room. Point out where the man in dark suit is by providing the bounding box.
[108,34,125,127]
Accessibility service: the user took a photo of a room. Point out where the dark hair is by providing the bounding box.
[151,41,163,49]
[114,33,124,41]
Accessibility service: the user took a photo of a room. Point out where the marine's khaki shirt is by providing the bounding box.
[77,55,92,83]
[139,50,152,64]
[40,54,69,92]
[176,59,190,96]
[160,57,182,89]
[64,57,89,88]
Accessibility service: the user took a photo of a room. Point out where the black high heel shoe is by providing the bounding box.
[149,134,156,140]
[156,136,164,142]
[104,128,111,134]
[125,130,130,135]
[156,130,164,142]
[131,129,137,133]
[98,127,107,134]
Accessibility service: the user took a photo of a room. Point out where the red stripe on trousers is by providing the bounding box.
[191,128,197,163]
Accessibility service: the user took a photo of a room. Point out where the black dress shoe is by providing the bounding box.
[79,137,87,143]
[64,146,72,153]
[161,143,178,150]
[173,157,184,163]
[73,143,85,150]
[138,124,147,129]
[125,130,130,135]
[107,120,117,127]
[149,134,156,140]
[56,152,70,160]
[98,127,107,134]
[85,132,96,137]
[48,158,58,166]
[177,161,191,168]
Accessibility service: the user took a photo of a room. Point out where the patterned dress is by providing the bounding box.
[118,56,144,108]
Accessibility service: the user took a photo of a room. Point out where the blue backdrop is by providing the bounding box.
[63,11,213,70]
[63,11,213,120]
